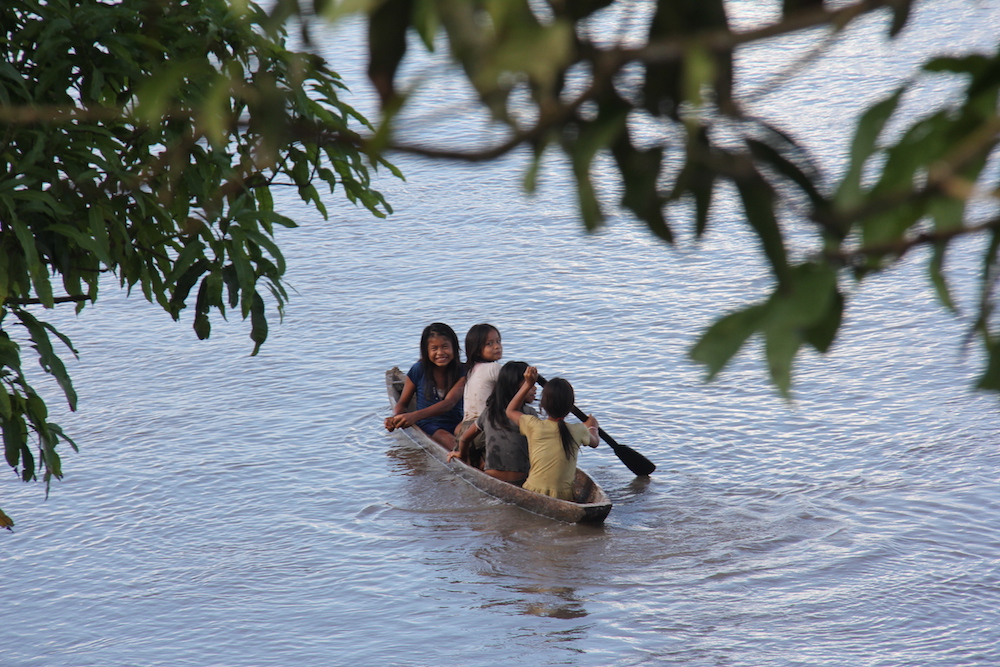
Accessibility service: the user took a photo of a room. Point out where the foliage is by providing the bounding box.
[303,0,999,396]
[0,0,397,526]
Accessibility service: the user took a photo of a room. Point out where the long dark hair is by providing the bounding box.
[540,377,576,459]
[464,323,499,372]
[486,360,529,431]
[419,322,463,397]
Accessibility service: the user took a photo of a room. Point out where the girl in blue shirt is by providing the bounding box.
[385,322,467,450]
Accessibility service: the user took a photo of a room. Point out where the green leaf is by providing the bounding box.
[888,0,913,37]
[20,443,35,482]
[0,507,13,530]
[13,310,78,411]
[764,323,799,398]
[249,291,268,356]
[48,423,79,453]
[3,415,25,468]
[168,258,209,319]
[568,112,626,231]
[835,88,904,212]
[412,0,439,51]
[0,387,10,419]
[977,340,1000,391]
[166,239,207,286]
[735,167,789,286]
[690,304,768,380]
[523,147,544,195]
[670,127,716,238]
[612,138,672,243]
[929,243,957,313]
[228,227,256,318]
[746,137,828,214]
[194,277,213,340]
[11,217,53,307]
[803,290,844,354]
[367,0,413,106]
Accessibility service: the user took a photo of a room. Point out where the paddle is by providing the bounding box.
[536,375,656,476]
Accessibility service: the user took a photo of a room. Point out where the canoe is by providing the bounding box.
[385,367,612,524]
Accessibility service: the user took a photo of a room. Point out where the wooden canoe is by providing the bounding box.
[385,367,612,524]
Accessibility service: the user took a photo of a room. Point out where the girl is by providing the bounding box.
[505,366,599,500]
[449,360,536,485]
[456,323,503,465]
[460,323,503,427]
[385,323,466,450]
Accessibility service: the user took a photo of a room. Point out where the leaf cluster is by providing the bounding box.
[1,0,397,524]
[322,0,1000,398]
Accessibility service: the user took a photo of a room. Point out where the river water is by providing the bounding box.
[4,2,1000,666]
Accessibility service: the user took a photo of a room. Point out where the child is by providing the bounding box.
[505,366,599,500]
[385,322,466,450]
[456,323,503,465]
[449,360,536,485]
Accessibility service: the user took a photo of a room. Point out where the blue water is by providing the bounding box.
[3,2,1000,665]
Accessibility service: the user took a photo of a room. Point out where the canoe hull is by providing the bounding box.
[385,368,612,524]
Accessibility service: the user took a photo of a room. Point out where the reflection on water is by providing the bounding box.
[487,585,589,620]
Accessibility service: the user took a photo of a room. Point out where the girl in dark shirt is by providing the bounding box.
[385,323,466,450]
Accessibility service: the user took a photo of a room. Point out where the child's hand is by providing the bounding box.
[446,450,462,463]
[584,414,600,447]
[386,414,414,430]
[524,366,538,385]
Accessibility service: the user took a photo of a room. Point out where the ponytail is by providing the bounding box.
[556,420,575,460]
[541,377,577,460]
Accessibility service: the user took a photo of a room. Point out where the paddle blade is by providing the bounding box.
[601,429,656,476]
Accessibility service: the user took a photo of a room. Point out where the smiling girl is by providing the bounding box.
[385,323,466,450]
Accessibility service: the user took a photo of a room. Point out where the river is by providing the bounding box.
[3,2,1000,666]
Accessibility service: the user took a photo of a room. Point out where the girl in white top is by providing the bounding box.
[456,324,503,464]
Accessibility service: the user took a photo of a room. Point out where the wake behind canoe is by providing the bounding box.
[385,367,612,524]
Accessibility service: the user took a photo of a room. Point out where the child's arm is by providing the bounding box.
[505,366,538,428]
[385,376,417,431]
[447,421,480,462]
[387,376,467,430]
[584,414,600,448]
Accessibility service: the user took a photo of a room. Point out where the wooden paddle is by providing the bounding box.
[536,375,656,476]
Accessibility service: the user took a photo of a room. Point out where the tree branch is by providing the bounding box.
[376,0,896,162]
[824,216,1000,265]
[3,295,93,306]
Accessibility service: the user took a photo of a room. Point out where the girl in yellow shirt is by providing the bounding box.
[505,366,599,500]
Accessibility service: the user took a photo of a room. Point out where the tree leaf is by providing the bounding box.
[735,165,790,286]
[690,304,768,380]
[249,290,268,356]
[746,137,828,215]
[977,340,1000,391]
[764,323,799,399]
[367,0,413,107]
[3,415,24,468]
[929,243,957,313]
[888,0,914,37]
[803,290,844,354]
[834,88,904,212]
[0,507,13,531]
[13,310,78,411]
[0,387,11,420]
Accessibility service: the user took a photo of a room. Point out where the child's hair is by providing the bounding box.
[540,377,576,459]
[485,360,529,431]
[419,322,463,396]
[464,323,500,372]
